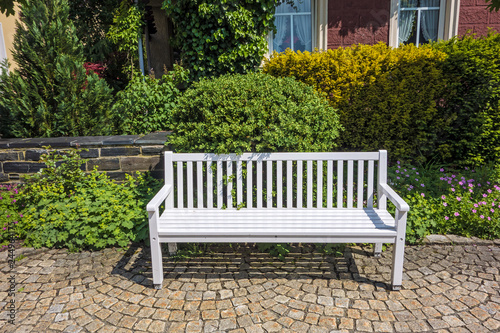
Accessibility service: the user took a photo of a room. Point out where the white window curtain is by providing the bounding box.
[420,0,439,42]
[294,1,312,51]
[398,0,417,44]
[273,3,291,53]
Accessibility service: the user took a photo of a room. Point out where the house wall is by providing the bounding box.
[0,6,19,71]
[327,0,391,48]
[458,1,500,36]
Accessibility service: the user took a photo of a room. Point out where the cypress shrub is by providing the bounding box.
[0,0,114,138]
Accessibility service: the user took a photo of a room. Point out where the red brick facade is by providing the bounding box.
[327,0,500,49]
[458,0,500,36]
[328,0,390,48]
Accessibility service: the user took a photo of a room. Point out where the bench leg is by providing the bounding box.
[391,237,405,291]
[151,238,163,289]
[373,243,383,257]
[168,243,177,255]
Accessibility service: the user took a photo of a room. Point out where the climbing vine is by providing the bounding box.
[162,0,293,81]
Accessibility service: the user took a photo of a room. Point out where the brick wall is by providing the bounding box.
[328,0,390,48]
[0,133,170,183]
[459,0,500,36]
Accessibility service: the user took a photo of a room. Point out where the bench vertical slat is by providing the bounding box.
[367,160,374,208]
[307,160,313,208]
[267,161,273,208]
[378,150,388,210]
[165,152,174,209]
[187,162,194,208]
[317,160,323,208]
[227,160,233,209]
[237,161,243,207]
[197,161,203,208]
[337,160,344,208]
[177,161,183,208]
[277,161,283,208]
[247,161,253,208]
[207,161,213,209]
[217,160,223,209]
[257,160,262,208]
[287,161,292,208]
[357,160,364,208]
[327,160,333,208]
[347,160,354,209]
[297,160,303,208]
[307,161,313,208]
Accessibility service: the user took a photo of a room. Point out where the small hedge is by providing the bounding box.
[432,31,500,166]
[263,43,449,164]
[169,72,343,153]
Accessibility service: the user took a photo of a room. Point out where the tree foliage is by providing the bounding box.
[0,0,114,138]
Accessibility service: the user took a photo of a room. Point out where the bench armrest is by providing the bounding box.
[379,183,410,212]
[146,184,172,213]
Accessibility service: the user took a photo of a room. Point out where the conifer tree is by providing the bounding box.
[0,0,114,138]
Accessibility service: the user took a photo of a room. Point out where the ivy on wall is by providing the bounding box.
[162,0,292,81]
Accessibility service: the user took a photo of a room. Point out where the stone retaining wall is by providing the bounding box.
[0,133,170,183]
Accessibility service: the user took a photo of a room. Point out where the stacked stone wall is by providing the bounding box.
[0,133,169,183]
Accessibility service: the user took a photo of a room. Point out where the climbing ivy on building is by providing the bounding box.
[162,0,293,81]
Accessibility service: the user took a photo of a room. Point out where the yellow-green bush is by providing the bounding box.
[263,43,449,163]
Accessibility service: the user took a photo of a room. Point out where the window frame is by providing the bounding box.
[389,0,459,47]
[266,0,328,56]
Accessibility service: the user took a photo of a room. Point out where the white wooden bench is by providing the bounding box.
[147,150,409,290]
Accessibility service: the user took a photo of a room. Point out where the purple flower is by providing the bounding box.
[19,214,23,217]
[415,178,419,181]
[472,209,477,213]
[421,193,425,197]
[451,188,455,192]
[459,181,464,185]
[454,212,459,216]
[480,215,484,219]
[487,189,492,193]
[406,175,410,177]
[469,189,474,193]
[456,197,461,201]
[416,172,419,175]
[409,185,414,189]
[440,168,444,172]
[491,209,495,213]
[488,217,491,221]
[445,216,449,220]
[452,175,456,178]
[396,170,400,173]
[474,203,479,208]
[441,195,446,200]
[396,176,400,180]
[397,161,400,164]
[483,194,488,198]
[443,202,448,206]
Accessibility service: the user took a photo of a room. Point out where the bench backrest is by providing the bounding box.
[164,151,388,210]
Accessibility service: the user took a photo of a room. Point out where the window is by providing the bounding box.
[398,0,440,46]
[269,0,312,53]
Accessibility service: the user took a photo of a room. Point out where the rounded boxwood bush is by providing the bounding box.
[169,72,343,153]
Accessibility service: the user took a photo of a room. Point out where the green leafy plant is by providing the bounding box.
[107,0,144,78]
[112,69,183,135]
[19,148,161,251]
[0,0,114,138]
[169,72,343,154]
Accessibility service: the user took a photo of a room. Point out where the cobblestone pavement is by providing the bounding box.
[1,237,499,333]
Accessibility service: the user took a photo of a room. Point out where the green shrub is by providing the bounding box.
[432,31,500,166]
[169,72,342,153]
[19,148,161,251]
[112,69,185,135]
[263,44,449,164]
[0,0,114,138]
[0,184,23,248]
